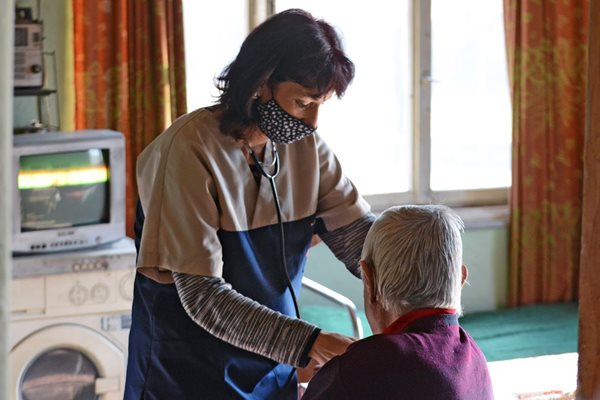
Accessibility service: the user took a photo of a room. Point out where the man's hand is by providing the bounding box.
[307,331,356,365]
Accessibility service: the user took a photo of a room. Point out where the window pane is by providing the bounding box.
[183,1,249,111]
[275,1,412,195]
[430,0,511,190]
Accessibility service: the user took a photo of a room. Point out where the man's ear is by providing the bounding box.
[360,260,377,303]
[461,264,469,288]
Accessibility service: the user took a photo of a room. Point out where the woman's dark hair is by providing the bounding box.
[215,9,355,139]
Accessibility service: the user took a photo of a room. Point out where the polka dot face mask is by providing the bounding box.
[256,99,317,144]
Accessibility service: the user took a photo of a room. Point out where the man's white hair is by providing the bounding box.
[361,205,465,314]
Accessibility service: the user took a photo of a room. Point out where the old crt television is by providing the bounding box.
[12,130,126,254]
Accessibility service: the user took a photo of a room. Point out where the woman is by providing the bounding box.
[125,9,375,399]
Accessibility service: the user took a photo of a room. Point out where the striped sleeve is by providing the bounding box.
[172,272,321,367]
[318,212,376,277]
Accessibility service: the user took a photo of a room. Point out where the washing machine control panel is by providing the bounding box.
[12,268,136,319]
[10,238,137,320]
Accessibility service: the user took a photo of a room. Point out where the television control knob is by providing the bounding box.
[91,283,110,303]
[30,64,42,73]
[69,283,88,306]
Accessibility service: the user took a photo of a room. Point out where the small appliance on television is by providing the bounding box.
[12,130,126,254]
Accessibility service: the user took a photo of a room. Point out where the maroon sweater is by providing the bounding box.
[303,309,493,400]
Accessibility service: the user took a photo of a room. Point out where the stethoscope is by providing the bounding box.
[243,141,302,396]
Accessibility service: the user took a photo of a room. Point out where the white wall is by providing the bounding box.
[1,1,15,398]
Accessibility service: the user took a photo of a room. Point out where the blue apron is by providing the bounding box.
[124,201,314,399]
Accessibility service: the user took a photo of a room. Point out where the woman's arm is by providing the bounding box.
[318,212,376,277]
[173,272,325,367]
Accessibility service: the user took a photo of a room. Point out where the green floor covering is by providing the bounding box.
[460,302,578,361]
[300,302,578,362]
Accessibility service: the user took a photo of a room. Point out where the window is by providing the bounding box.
[182,1,249,111]
[183,0,512,210]
[429,0,511,194]
[275,0,413,205]
[276,0,511,209]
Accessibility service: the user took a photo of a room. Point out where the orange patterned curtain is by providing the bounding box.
[73,0,187,237]
[504,0,589,305]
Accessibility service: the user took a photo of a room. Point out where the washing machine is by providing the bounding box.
[9,237,137,400]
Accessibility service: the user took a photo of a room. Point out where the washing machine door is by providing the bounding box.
[10,324,125,400]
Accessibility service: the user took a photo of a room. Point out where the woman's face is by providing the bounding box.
[258,81,333,129]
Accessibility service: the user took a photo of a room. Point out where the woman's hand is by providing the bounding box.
[307,331,356,365]
[297,357,320,384]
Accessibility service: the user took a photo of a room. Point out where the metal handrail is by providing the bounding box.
[301,277,364,339]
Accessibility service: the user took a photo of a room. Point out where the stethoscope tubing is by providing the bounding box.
[246,143,302,397]
[246,145,299,316]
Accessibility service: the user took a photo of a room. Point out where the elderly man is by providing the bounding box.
[302,205,493,399]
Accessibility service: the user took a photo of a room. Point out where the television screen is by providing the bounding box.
[18,149,111,231]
